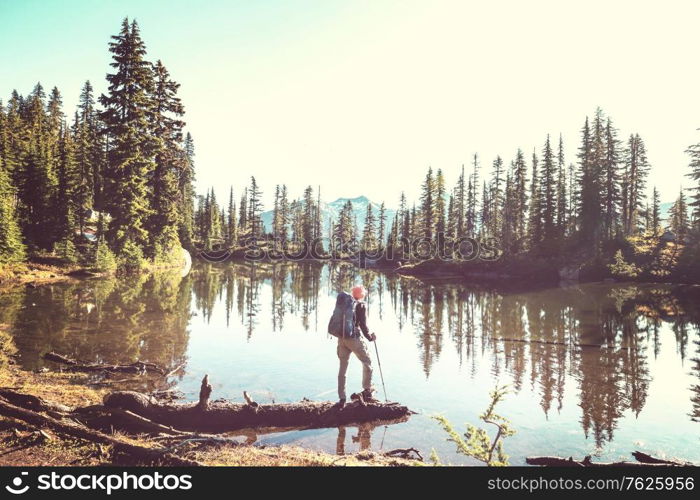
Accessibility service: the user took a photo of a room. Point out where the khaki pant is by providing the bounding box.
[337,336,373,400]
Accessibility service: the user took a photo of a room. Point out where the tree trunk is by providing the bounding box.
[103,390,413,432]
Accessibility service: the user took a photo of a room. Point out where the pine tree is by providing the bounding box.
[512,149,528,247]
[314,187,323,251]
[540,136,557,242]
[227,186,237,246]
[650,186,661,236]
[435,168,446,251]
[621,133,650,235]
[567,161,576,234]
[601,118,621,239]
[54,124,79,261]
[0,102,25,263]
[278,185,289,242]
[481,181,491,238]
[555,135,568,236]
[99,18,157,257]
[149,59,185,256]
[419,167,435,241]
[577,115,601,248]
[501,170,515,251]
[238,188,248,237]
[178,132,196,249]
[400,193,410,242]
[333,200,355,254]
[466,154,480,236]
[20,83,59,249]
[669,187,689,241]
[490,157,504,237]
[362,203,377,252]
[73,81,100,235]
[446,192,456,240]
[528,150,542,248]
[377,201,387,250]
[687,134,700,226]
[248,177,263,238]
[302,185,315,244]
[454,164,467,236]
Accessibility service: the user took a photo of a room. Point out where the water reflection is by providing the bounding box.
[6,271,191,381]
[3,262,700,459]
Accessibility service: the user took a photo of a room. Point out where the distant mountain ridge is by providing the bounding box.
[261,198,674,238]
[261,196,396,238]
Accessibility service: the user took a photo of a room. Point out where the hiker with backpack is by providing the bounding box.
[328,284,377,406]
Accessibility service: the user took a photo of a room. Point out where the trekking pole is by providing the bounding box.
[373,338,388,402]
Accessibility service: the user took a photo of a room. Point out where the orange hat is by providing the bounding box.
[351,285,367,300]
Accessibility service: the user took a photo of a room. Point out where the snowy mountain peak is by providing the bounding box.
[261,195,395,235]
[330,195,370,206]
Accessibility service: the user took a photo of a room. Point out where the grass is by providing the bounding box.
[189,444,420,466]
[0,260,78,287]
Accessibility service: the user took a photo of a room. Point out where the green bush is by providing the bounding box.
[608,249,640,279]
[54,237,78,264]
[117,239,145,272]
[94,238,117,272]
[432,385,515,466]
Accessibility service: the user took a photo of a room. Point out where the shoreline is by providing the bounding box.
[0,353,419,467]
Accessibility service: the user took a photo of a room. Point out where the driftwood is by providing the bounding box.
[197,374,212,409]
[384,447,423,461]
[104,391,413,432]
[0,395,199,466]
[0,389,72,414]
[527,453,693,467]
[43,352,165,375]
[102,375,413,433]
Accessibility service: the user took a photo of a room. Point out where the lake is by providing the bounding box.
[2,261,699,465]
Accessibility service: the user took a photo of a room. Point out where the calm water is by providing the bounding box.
[2,261,699,465]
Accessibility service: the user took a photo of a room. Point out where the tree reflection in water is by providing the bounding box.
[4,262,699,448]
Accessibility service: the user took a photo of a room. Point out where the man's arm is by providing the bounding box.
[356,303,375,341]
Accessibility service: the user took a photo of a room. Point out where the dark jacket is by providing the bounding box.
[353,301,371,340]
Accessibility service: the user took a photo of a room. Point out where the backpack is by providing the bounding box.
[328,291,357,338]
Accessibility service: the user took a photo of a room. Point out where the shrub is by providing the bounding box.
[54,237,78,264]
[94,238,117,272]
[608,249,640,279]
[432,385,515,466]
[117,239,145,272]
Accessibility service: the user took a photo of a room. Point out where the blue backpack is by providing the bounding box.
[328,292,357,338]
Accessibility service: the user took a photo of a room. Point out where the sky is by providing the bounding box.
[1,0,699,208]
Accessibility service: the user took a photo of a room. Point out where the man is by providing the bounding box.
[337,284,377,406]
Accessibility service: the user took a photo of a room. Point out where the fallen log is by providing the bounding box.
[631,451,689,466]
[43,352,165,375]
[526,453,693,467]
[103,375,414,433]
[0,396,199,466]
[0,388,72,414]
[384,447,423,461]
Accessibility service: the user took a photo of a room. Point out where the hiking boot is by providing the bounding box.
[361,388,379,403]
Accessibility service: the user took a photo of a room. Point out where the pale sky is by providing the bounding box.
[1,0,699,208]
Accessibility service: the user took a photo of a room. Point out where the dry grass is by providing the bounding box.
[1,361,107,408]
[0,418,108,466]
[0,261,78,288]
[189,443,420,466]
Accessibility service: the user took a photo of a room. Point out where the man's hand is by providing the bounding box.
[367,333,377,342]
